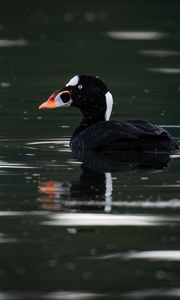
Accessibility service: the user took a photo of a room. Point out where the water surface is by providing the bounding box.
[0,0,180,299]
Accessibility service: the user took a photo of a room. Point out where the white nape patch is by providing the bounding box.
[66,75,79,87]
[104,172,113,212]
[105,91,113,120]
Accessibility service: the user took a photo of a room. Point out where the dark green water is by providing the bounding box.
[0,0,180,299]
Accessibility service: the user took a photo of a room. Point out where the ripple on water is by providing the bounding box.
[0,161,37,169]
[0,39,27,47]
[0,82,11,88]
[0,211,49,217]
[27,139,70,146]
[95,250,180,261]
[126,250,180,261]
[139,50,180,57]
[0,233,17,244]
[0,291,104,300]
[43,291,104,299]
[148,68,180,74]
[41,213,180,227]
[107,31,165,40]
[47,199,180,210]
[122,288,180,299]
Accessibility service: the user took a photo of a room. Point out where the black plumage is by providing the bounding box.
[39,74,179,154]
[70,119,178,153]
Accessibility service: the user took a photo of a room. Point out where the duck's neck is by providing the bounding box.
[81,110,106,127]
[71,110,106,141]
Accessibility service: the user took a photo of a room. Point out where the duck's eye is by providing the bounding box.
[61,92,71,103]
[78,85,83,89]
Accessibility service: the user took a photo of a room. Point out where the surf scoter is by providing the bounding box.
[39,75,178,153]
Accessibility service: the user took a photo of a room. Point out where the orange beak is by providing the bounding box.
[39,90,72,110]
[39,93,57,110]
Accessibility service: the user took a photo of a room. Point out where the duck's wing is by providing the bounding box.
[72,120,178,152]
[124,119,167,136]
[82,120,167,143]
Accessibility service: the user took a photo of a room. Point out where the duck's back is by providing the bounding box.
[70,120,178,153]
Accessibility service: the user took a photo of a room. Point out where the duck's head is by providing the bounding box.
[39,75,113,122]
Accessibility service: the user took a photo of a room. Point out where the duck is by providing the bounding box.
[39,74,179,153]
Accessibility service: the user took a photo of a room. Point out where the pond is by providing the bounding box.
[0,0,180,299]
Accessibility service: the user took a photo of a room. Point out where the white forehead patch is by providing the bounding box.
[105,91,113,120]
[66,75,79,87]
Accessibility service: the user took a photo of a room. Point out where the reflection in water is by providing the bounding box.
[126,250,180,261]
[122,288,180,299]
[38,151,172,212]
[39,181,71,211]
[148,68,180,74]
[39,180,180,211]
[0,289,180,300]
[0,39,27,47]
[0,290,103,300]
[0,82,11,88]
[28,139,70,146]
[139,50,180,57]
[39,168,112,212]
[43,291,103,299]
[72,149,171,173]
[0,290,102,300]
[93,250,180,261]
[0,211,48,217]
[42,213,168,227]
[0,161,37,169]
[0,233,17,244]
[107,31,165,40]
[162,125,180,128]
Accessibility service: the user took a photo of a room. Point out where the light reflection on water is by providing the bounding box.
[122,288,180,299]
[27,139,70,146]
[0,233,17,244]
[39,198,180,209]
[0,136,179,298]
[0,127,179,293]
[107,31,165,40]
[42,212,180,227]
[92,250,180,261]
[126,250,180,261]
[148,68,180,74]
[0,161,37,169]
[139,50,180,57]
[0,39,27,47]
[1,289,180,300]
[0,291,103,300]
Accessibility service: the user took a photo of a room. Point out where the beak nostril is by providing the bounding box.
[61,92,71,103]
